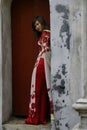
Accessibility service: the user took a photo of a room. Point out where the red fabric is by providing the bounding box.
[25,58,50,124]
[25,30,53,125]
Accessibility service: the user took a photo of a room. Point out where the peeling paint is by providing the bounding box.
[55,4,71,50]
[62,64,67,75]
[55,4,69,19]
[54,72,62,79]
[60,20,71,50]
[65,123,70,130]
[55,104,63,111]
[50,1,78,130]
[61,79,65,86]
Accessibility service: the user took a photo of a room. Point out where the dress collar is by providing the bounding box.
[43,29,50,32]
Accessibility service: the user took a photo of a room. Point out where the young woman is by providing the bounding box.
[25,16,54,125]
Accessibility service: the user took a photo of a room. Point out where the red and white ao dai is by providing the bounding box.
[25,30,53,125]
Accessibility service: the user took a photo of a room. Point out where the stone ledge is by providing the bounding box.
[2,117,51,130]
[3,124,51,130]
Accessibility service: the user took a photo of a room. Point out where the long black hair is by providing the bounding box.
[32,16,49,39]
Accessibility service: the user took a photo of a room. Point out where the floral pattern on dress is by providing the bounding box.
[28,30,53,120]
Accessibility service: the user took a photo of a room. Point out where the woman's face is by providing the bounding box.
[34,20,44,32]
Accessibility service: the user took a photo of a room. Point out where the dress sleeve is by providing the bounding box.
[42,32,50,48]
[45,51,51,68]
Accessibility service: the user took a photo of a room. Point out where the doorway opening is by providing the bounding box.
[11,0,50,118]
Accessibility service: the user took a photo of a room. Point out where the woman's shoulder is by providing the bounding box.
[38,30,50,44]
[43,29,50,33]
[42,29,50,37]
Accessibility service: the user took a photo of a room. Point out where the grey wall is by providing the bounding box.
[0,2,2,129]
[70,0,83,102]
[2,0,12,123]
[50,0,82,130]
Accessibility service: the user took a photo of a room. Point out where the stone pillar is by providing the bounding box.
[2,0,12,123]
[50,0,79,130]
[72,0,87,129]
[0,1,2,129]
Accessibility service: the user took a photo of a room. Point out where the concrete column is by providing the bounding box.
[2,0,12,123]
[0,1,2,129]
[72,0,87,129]
[50,0,80,130]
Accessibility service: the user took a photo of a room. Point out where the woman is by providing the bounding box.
[25,16,54,125]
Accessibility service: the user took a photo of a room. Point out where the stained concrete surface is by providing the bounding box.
[2,117,51,130]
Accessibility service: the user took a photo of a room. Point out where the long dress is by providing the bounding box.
[25,30,53,125]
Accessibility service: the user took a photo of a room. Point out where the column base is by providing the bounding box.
[72,98,87,130]
[72,123,87,130]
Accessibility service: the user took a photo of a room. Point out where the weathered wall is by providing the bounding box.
[2,0,12,123]
[70,0,83,104]
[50,0,83,130]
[0,1,2,129]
